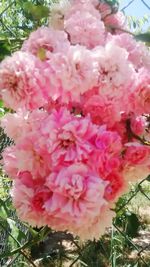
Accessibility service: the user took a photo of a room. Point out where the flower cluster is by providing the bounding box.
[0,0,150,240]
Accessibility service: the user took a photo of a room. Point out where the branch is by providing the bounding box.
[106,24,135,36]
[141,0,150,10]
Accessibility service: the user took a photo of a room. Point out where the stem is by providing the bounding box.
[106,24,135,36]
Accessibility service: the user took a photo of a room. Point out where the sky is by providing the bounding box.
[120,0,150,17]
[119,0,150,30]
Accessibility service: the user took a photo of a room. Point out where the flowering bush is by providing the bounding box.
[0,0,150,240]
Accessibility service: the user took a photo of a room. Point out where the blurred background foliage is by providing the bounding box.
[0,0,150,266]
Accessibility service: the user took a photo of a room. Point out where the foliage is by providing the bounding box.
[0,0,55,60]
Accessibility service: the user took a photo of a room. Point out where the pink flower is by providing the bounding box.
[80,204,115,240]
[14,133,51,178]
[46,163,107,227]
[11,180,53,227]
[0,52,48,110]
[83,94,121,127]
[95,127,122,154]
[22,27,70,60]
[1,110,30,142]
[32,190,53,212]
[124,143,150,166]
[108,33,150,69]
[104,172,126,201]
[41,108,98,165]
[1,109,48,143]
[130,69,150,115]
[94,2,126,30]
[2,146,18,178]
[93,42,135,95]
[66,1,101,20]
[131,115,147,136]
[104,12,126,31]
[65,10,105,48]
[94,127,123,177]
[48,46,99,102]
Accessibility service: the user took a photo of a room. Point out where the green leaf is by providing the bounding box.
[0,206,8,220]
[135,32,150,42]
[0,100,4,108]
[23,2,49,21]
[7,218,26,245]
[0,198,9,218]
[146,175,150,181]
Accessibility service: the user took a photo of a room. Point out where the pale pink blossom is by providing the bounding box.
[14,133,51,178]
[22,27,70,59]
[2,146,18,178]
[46,163,107,231]
[65,10,105,48]
[0,52,48,110]
[1,110,30,142]
[130,69,150,115]
[75,204,115,240]
[66,0,101,20]
[11,179,52,227]
[93,42,135,96]
[48,46,99,102]
[108,33,150,69]
[1,109,48,143]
